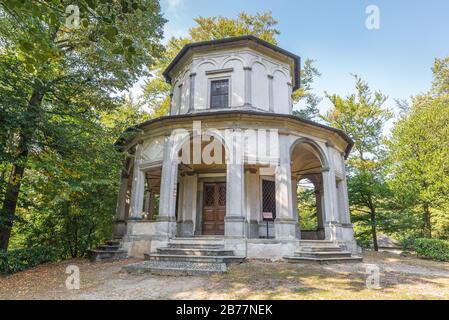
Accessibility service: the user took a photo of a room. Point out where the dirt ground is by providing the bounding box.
[1,251,449,300]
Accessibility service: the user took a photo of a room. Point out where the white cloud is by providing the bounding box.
[165,0,184,11]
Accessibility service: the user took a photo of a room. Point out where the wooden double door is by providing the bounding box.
[202,182,226,235]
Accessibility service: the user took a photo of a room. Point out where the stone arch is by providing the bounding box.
[289,137,329,169]
[191,59,218,74]
[249,58,268,71]
[220,56,247,69]
[269,67,289,79]
[251,60,270,111]
[272,69,289,114]
[170,128,232,165]
[290,137,328,240]
[222,57,245,106]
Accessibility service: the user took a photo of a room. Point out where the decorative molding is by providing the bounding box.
[205,67,234,75]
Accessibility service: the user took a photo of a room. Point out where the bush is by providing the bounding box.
[413,238,449,262]
[400,236,417,251]
[0,246,60,275]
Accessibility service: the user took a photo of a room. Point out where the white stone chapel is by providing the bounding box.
[109,36,360,265]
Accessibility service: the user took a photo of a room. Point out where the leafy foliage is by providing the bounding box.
[0,245,59,274]
[413,238,449,262]
[387,72,449,239]
[323,75,392,250]
[296,182,318,230]
[0,1,165,250]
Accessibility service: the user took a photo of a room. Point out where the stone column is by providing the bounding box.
[243,67,252,107]
[129,143,145,220]
[291,175,300,239]
[178,172,197,236]
[113,169,129,238]
[268,74,274,112]
[225,162,246,237]
[245,168,259,238]
[315,181,325,239]
[157,135,178,237]
[337,153,358,253]
[145,189,155,221]
[274,134,296,239]
[322,142,339,241]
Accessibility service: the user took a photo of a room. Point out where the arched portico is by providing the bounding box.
[155,128,247,239]
[290,138,329,240]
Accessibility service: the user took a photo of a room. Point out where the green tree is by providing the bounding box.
[0,0,165,250]
[143,11,321,120]
[10,95,148,256]
[323,75,392,250]
[387,61,449,238]
[292,59,322,120]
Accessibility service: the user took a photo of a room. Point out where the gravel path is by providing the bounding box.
[1,251,449,300]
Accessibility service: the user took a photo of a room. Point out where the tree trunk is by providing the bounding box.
[0,90,43,250]
[422,203,431,238]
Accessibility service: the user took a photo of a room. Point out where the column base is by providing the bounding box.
[225,216,246,238]
[248,220,259,239]
[275,217,297,240]
[123,220,166,257]
[177,220,194,237]
[113,219,127,239]
[156,216,177,237]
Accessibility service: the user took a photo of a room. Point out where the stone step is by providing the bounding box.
[122,260,227,276]
[157,247,234,256]
[284,255,363,264]
[168,243,225,249]
[169,237,224,246]
[144,253,244,264]
[294,251,353,259]
[105,240,121,246]
[299,240,336,246]
[88,249,127,262]
[300,245,343,252]
[97,244,121,251]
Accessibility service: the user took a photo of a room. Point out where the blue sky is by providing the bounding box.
[155,0,449,124]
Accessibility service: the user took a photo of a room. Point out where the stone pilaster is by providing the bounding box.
[275,134,296,239]
[156,135,178,237]
[243,67,252,107]
[268,74,274,112]
[188,72,196,112]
